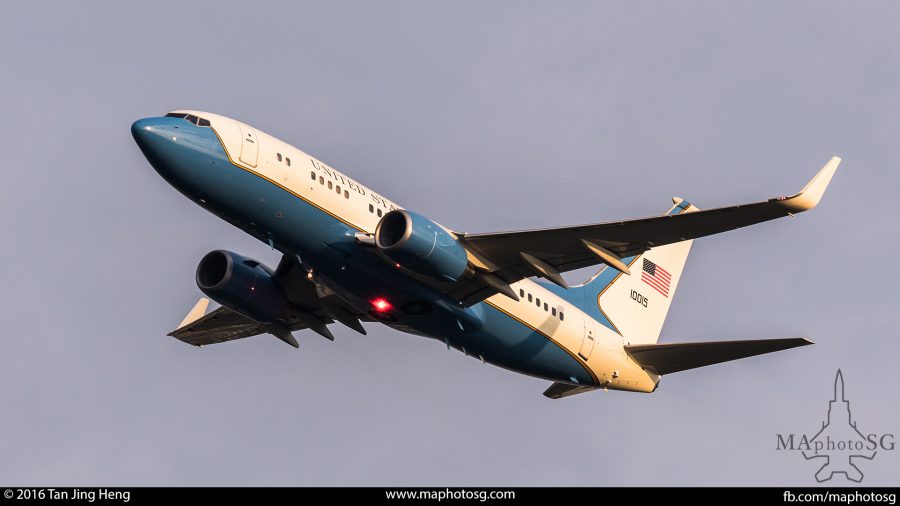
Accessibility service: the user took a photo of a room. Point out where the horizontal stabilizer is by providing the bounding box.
[543,382,598,399]
[625,337,813,375]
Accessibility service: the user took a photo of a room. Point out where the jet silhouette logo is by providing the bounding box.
[776,370,895,482]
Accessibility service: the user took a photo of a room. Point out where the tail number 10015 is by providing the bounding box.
[630,289,648,308]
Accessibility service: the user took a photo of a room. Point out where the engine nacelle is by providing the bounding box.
[375,210,469,283]
[195,250,290,324]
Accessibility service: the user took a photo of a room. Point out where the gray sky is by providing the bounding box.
[1,1,898,486]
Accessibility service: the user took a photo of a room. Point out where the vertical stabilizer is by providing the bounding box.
[555,200,697,344]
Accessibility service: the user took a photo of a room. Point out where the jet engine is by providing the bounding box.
[195,250,291,324]
[374,210,469,283]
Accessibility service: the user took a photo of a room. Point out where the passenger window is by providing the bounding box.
[544,303,548,311]
[336,185,341,194]
[369,204,374,213]
[310,171,316,180]
[560,312,565,321]
[519,289,524,297]
[319,176,324,184]
[536,298,541,307]
[527,294,532,302]
[552,308,557,316]
[286,158,291,166]
[377,209,383,217]
[277,153,282,162]
[344,190,349,199]
[327,181,333,190]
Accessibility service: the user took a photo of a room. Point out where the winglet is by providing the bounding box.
[776,156,841,212]
[177,298,209,329]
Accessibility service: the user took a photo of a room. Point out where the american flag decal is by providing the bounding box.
[641,258,671,297]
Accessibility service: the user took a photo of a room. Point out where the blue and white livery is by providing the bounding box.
[132,111,839,398]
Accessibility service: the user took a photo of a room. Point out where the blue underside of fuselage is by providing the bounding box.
[132,117,595,386]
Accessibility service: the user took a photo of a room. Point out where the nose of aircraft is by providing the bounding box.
[131,117,172,162]
[132,114,222,199]
[131,116,200,192]
[131,116,174,153]
[130,117,155,137]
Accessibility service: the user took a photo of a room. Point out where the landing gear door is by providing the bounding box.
[238,123,258,167]
[578,318,595,360]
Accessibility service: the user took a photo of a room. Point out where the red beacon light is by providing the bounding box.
[371,298,392,312]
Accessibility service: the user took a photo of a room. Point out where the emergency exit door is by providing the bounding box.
[238,123,258,167]
[578,320,595,360]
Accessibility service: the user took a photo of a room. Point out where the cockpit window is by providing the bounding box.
[164,112,211,127]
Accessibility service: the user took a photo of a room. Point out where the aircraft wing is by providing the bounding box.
[448,157,839,305]
[169,303,270,346]
[169,254,373,347]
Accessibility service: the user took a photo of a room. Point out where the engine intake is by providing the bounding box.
[375,210,469,283]
[196,250,290,324]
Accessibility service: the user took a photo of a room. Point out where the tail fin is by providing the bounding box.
[560,199,697,344]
